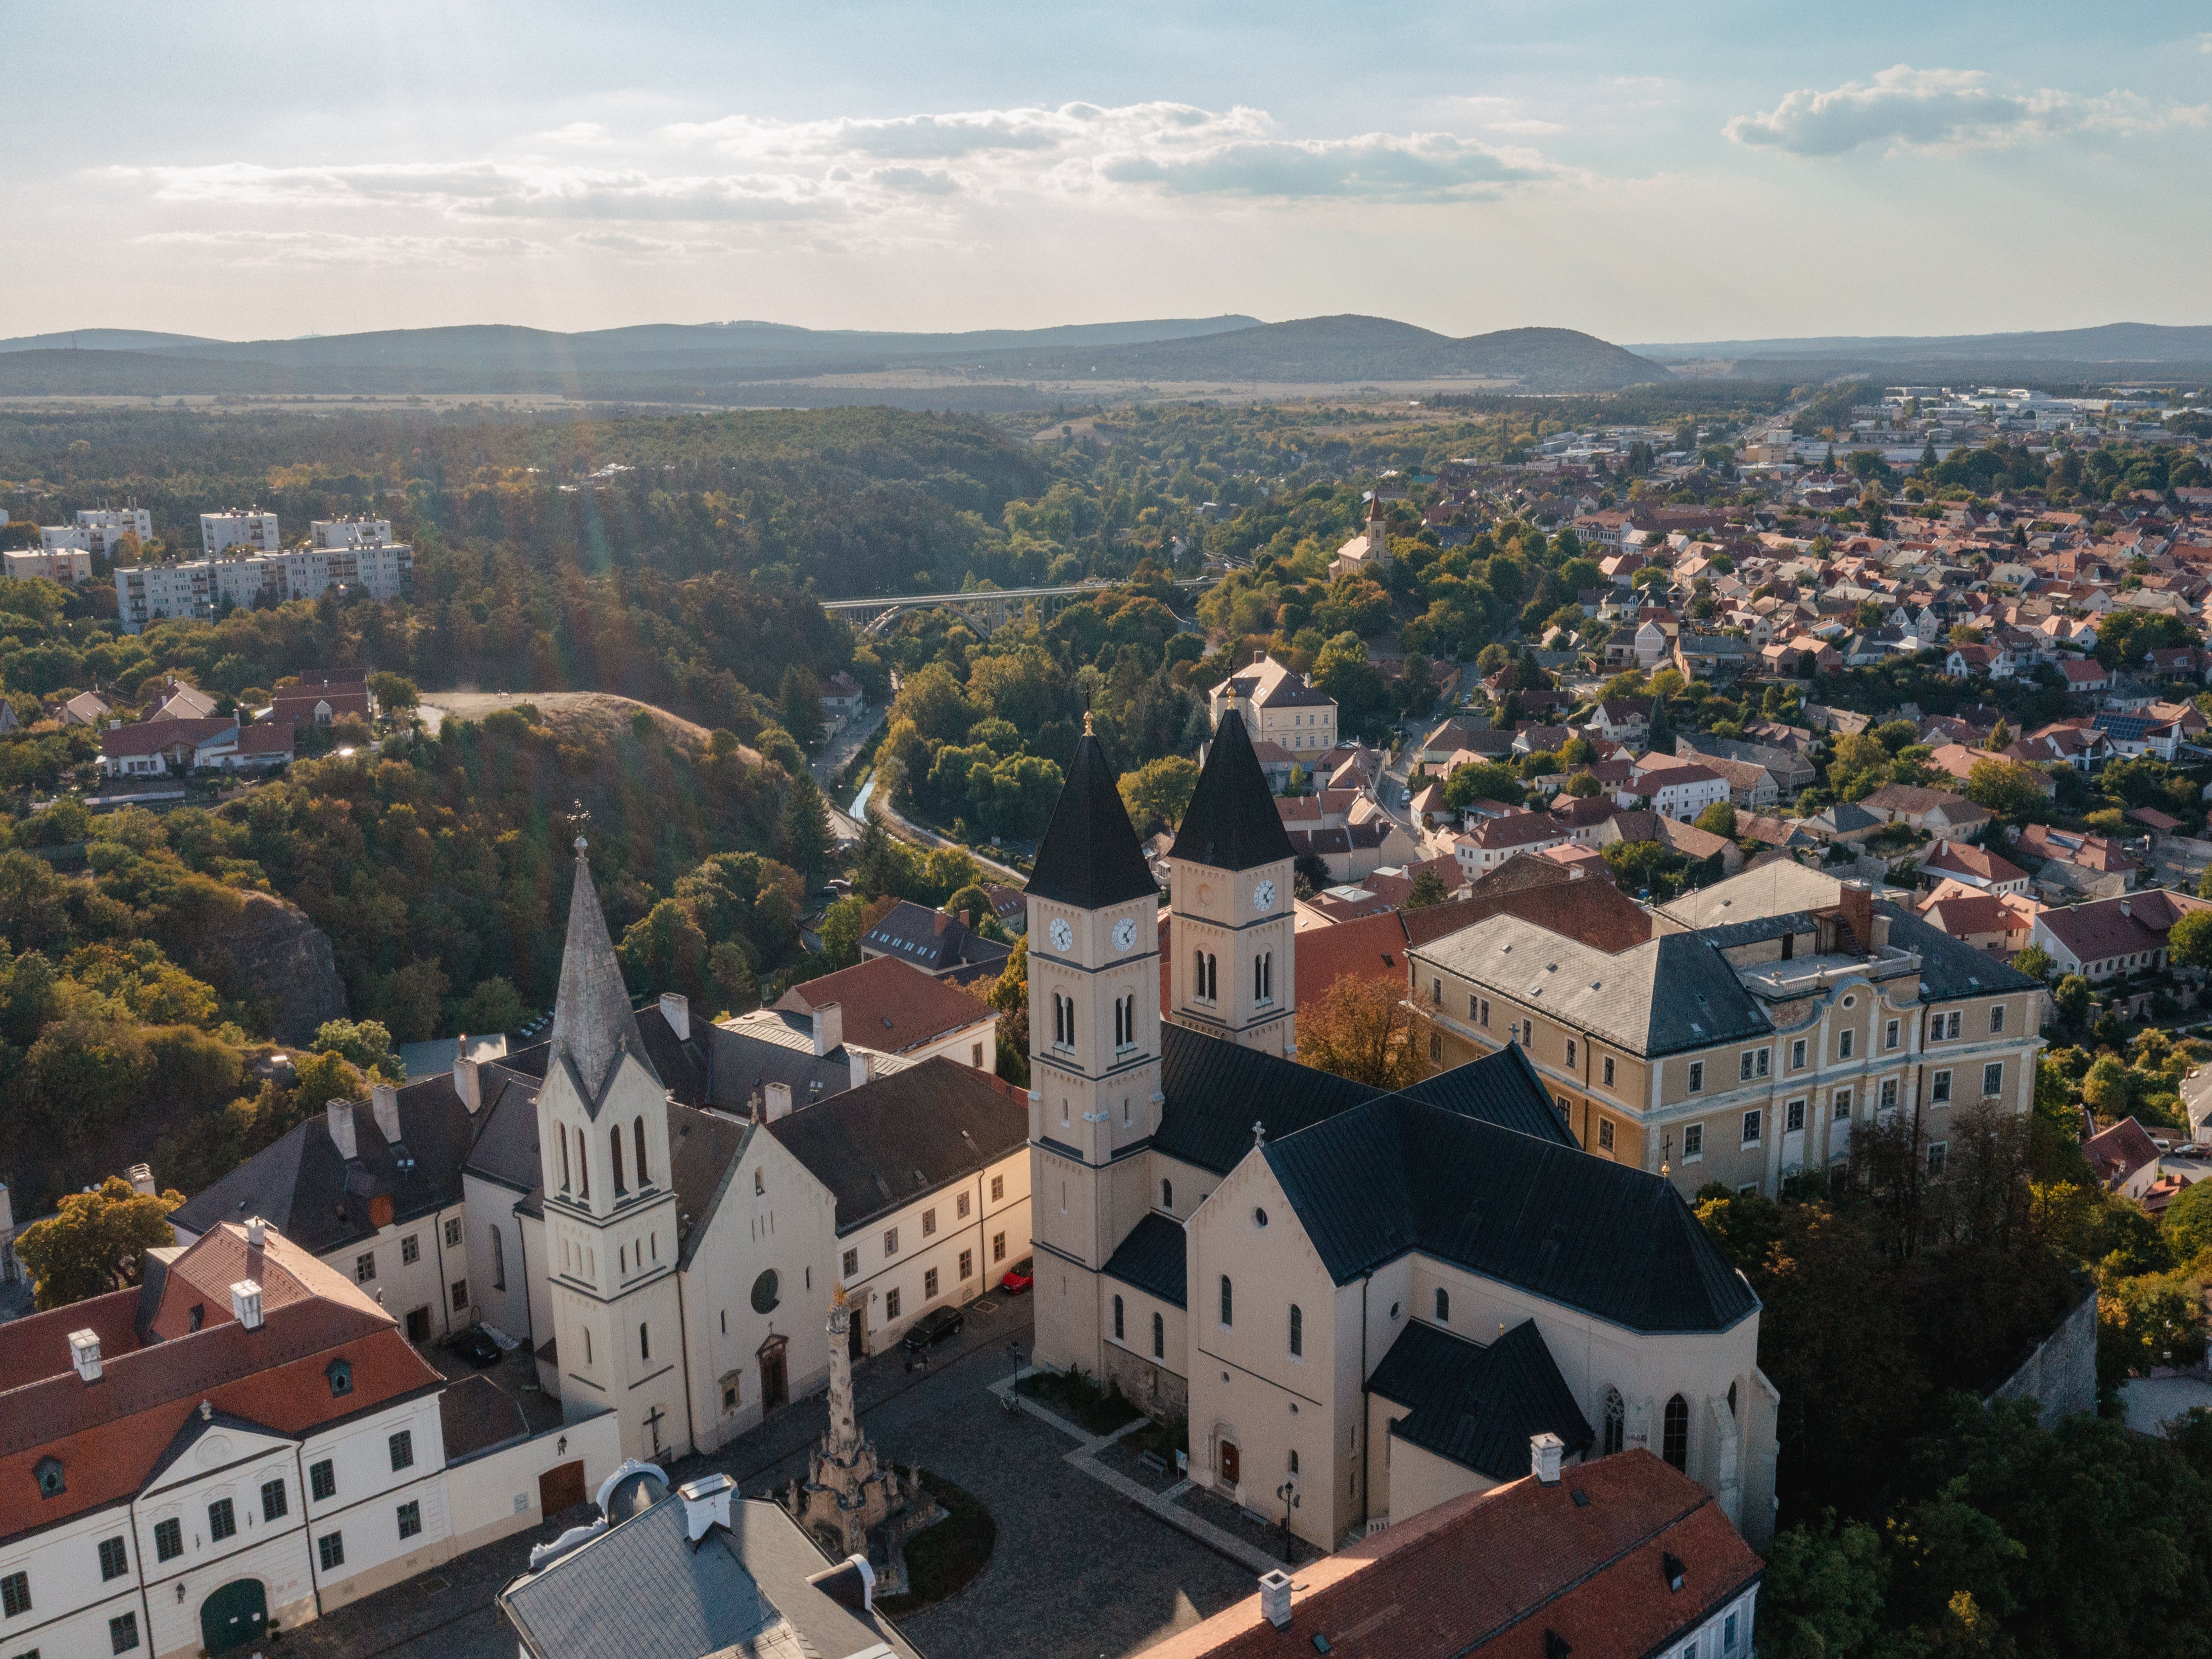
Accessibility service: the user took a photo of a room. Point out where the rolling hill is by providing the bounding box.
[1630,321,2212,383]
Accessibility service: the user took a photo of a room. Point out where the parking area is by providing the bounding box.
[424,1332,563,1437]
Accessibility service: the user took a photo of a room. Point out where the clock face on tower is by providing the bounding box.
[1252,879,1277,912]
[1112,917,1138,952]
[1048,917,1074,952]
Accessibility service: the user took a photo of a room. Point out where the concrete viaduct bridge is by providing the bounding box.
[819,578,1212,637]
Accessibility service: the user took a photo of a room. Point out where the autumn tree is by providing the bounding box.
[1298,975,1427,1089]
[16,1175,184,1311]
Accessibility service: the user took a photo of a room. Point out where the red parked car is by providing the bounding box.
[1000,1257,1034,1294]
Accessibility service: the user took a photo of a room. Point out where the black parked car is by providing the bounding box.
[901,1306,965,1360]
[450,1328,503,1368]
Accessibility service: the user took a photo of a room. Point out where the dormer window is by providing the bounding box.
[326,1358,353,1398]
[35,1456,64,1497]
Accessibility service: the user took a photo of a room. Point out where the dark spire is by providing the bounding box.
[1027,726,1158,910]
[1171,708,1296,872]
[548,832,653,1104]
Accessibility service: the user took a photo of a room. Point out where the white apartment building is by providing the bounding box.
[200,511,282,556]
[4,548,94,585]
[311,518,394,549]
[73,508,152,556]
[115,544,414,633]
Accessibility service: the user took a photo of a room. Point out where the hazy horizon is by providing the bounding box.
[8,1,2209,345]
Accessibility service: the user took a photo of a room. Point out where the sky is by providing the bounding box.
[6,0,2210,345]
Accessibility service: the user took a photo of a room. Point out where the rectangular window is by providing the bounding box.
[318,1531,345,1572]
[1945,1010,1962,1040]
[1983,1061,2004,1098]
[1790,1038,1806,1070]
[154,1518,182,1562]
[208,1498,237,1542]
[355,1252,375,1283]
[396,1501,421,1540]
[960,1249,973,1280]
[1688,1061,1704,1093]
[993,1231,1007,1262]
[98,1536,127,1581]
[389,1430,414,1472]
[1833,1090,1852,1120]
[957,1192,971,1219]
[1598,1118,1615,1151]
[1603,1056,1615,1088]
[1786,1099,1805,1133]
[1741,1109,1763,1147]
[1880,1078,1897,1112]
[1725,1611,1739,1652]
[924,1267,939,1299]
[0,1574,25,1618]
[452,1279,469,1311]
[885,1288,901,1319]
[1469,993,1479,1019]
[108,1613,139,1656]
[842,1248,858,1277]
[311,1459,337,1501]
[1566,1039,1577,1068]
[400,1234,420,1266]
[1928,1142,1948,1179]
[1885,1018,1900,1051]
[1480,998,1491,1028]
[1990,1004,2005,1034]
[1838,1028,1855,1059]
[262,1478,288,1522]
[883,1228,898,1257]
[1682,1123,1704,1161]
[990,1174,1005,1202]
[445,1217,462,1248]
[922,1208,937,1238]
[1932,1069,1953,1104]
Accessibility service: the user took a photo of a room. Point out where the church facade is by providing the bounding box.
[1027,709,1778,1551]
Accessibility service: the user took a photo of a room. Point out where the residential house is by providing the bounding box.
[1621,755,1730,823]
[2018,823,2143,892]
[1858,784,1992,840]
[819,670,865,718]
[772,957,999,1073]
[56,690,112,727]
[98,717,240,776]
[1918,840,2031,896]
[2031,890,2212,982]
[2082,1117,2164,1201]
[1915,881,2043,958]
[1583,698,1652,746]
[1210,652,1338,758]
[1801,802,1882,846]
[1450,812,1575,879]
[859,900,1015,987]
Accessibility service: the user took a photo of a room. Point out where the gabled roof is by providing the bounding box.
[1156,1023,1379,1174]
[547,844,649,1108]
[1395,1045,1577,1149]
[774,956,994,1054]
[1265,1096,1759,1332]
[1102,1211,1189,1308]
[1026,728,1161,911]
[1172,709,1296,873]
[1368,1318,1593,1482]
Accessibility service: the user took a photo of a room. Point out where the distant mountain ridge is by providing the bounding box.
[1630,321,2212,381]
[0,313,1670,399]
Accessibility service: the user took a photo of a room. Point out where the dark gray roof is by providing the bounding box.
[1026,729,1160,911]
[1157,1024,1379,1175]
[1265,1097,1759,1333]
[1879,903,2043,1001]
[547,849,650,1111]
[498,1495,920,1659]
[860,901,1012,975]
[1395,1044,1578,1149]
[670,1105,752,1269]
[1102,1212,1187,1307]
[1171,708,1296,872]
[464,1064,553,1196]
[765,1058,1028,1235]
[705,1013,868,1114]
[1368,1318,1593,1482]
[635,1004,707,1104]
[171,1073,476,1252]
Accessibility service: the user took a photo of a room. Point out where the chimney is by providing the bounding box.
[231,1279,264,1331]
[1258,1569,1294,1629]
[69,1328,102,1383]
[371,1082,402,1147]
[2119,897,2131,919]
[805,1555,877,1614]
[1531,1431,1565,1485]
[764,1081,793,1122]
[1253,648,1266,665]
[850,1047,870,1087]
[127,1163,155,1196]
[327,1098,358,1161]
[676,1471,734,1542]
[1839,881,1874,954]
[811,1001,843,1058]
[453,1051,482,1113]
[245,1215,266,1251]
[659,992,690,1043]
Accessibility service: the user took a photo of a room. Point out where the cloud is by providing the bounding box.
[1725,65,2206,156]
[134,229,553,266]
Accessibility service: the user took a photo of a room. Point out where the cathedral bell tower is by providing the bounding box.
[1023,714,1165,1374]
[1168,708,1298,1056]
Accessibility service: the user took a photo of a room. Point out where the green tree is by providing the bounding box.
[780,771,834,883]
[1118,755,1202,836]
[367,671,419,712]
[1694,800,1737,837]
[1312,631,1385,730]
[2053,973,2092,1036]
[2163,1178,2212,1263]
[619,899,709,1005]
[1405,867,1450,909]
[779,663,825,754]
[2168,908,2212,970]
[2009,944,2055,982]
[708,938,759,1014]
[1964,758,2049,821]
[15,1174,185,1311]
[1757,1515,1890,1659]
[818,896,870,972]
[456,976,527,1036]
[1442,761,1524,810]
[310,1018,401,1078]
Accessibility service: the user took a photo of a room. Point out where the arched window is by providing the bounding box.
[558,1126,573,1192]
[1161,1179,1173,1209]
[1206,953,1217,1001]
[1220,1274,1233,1327]
[490,1225,506,1291]
[1194,949,1206,998]
[576,1128,589,1199]
[634,1116,649,1186]
[1662,1394,1688,1470]
[1603,1388,1625,1457]
[1288,1304,1303,1357]
[1254,951,1272,1004]
[611,1127,627,1195]
[1152,1311,1164,1358]
[1113,1295,1125,1340]
[1434,1287,1449,1323]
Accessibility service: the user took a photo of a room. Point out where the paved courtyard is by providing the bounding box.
[289,1295,1257,1659]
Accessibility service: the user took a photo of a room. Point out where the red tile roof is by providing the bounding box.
[775,955,996,1055]
[1143,1451,1762,1659]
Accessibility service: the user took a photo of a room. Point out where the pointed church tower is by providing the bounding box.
[1024,716,1162,1375]
[1168,709,1298,1056]
[536,835,688,1463]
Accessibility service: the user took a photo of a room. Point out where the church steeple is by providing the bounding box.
[1027,721,1159,911]
[1172,708,1295,872]
[548,833,653,1107]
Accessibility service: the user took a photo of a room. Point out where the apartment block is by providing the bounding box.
[115,544,414,634]
[199,510,283,556]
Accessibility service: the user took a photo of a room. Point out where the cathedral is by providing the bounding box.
[1025,709,1778,1551]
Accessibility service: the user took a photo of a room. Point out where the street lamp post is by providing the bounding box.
[1003,1340,1023,1415]
[1276,1480,1300,1561]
